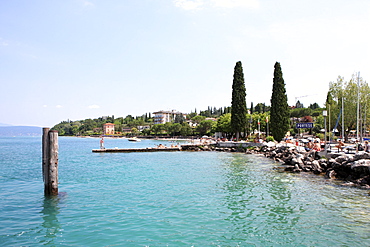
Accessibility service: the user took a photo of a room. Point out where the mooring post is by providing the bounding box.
[42,128,59,196]
[42,128,50,188]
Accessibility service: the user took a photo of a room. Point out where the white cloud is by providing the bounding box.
[43,105,47,108]
[88,104,100,109]
[80,0,94,7]
[211,0,259,9]
[56,105,63,108]
[174,0,204,10]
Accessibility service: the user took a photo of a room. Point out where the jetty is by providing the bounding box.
[92,147,181,153]
[92,142,264,153]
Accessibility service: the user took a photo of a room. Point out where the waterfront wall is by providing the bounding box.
[216,142,263,148]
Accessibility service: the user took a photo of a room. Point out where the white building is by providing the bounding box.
[153,110,182,124]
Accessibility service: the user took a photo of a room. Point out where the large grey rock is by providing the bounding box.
[335,155,352,163]
[350,160,370,175]
[325,169,337,179]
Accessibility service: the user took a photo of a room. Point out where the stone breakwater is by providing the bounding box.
[182,144,370,189]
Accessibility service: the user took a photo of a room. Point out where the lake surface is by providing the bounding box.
[0,136,369,246]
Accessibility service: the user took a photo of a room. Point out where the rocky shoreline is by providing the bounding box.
[181,144,370,190]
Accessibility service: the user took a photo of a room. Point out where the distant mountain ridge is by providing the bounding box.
[0,123,13,127]
[0,126,42,136]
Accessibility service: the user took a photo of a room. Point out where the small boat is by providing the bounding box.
[127,137,141,142]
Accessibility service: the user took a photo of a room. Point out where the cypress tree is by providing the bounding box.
[270,62,290,141]
[231,61,247,140]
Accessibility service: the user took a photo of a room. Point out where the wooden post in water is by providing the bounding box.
[42,128,50,192]
[42,128,59,196]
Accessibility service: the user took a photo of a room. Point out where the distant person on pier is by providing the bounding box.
[100,137,105,149]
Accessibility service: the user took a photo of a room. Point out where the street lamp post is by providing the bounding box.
[323,110,328,151]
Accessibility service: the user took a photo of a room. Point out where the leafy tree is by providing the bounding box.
[114,119,122,132]
[247,112,269,137]
[309,103,320,109]
[312,115,324,134]
[174,114,185,124]
[199,109,211,117]
[151,124,164,135]
[71,125,79,135]
[231,61,247,140]
[290,108,313,118]
[270,62,290,141]
[192,115,206,124]
[327,74,370,140]
[142,128,151,136]
[196,120,215,136]
[124,115,134,124]
[164,122,173,136]
[254,103,268,113]
[131,127,139,134]
[187,112,197,119]
[180,122,193,136]
[58,128,66,135]
[169,123,182,136]
[216,113,232,138]
[311,108,325,117]
[224,106,231,114]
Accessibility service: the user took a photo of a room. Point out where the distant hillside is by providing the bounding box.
[0,126,42,136]
[0,123,13,127]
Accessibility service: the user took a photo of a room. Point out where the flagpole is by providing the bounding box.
[356,72,360,141]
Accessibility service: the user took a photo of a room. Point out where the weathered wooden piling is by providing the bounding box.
[42,128,59,196]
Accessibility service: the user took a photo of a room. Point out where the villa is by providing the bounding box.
[103,123,115,135]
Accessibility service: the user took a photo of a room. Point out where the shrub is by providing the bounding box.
[266,136,275,142]
[316,133,324,140]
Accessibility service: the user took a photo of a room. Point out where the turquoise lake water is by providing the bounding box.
[0,136,369,246]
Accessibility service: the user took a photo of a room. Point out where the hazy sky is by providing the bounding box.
[1,0,369,127]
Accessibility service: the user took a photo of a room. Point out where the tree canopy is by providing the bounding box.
[270,62,290,141]
[231,61,247,140]
[326,74,369,140]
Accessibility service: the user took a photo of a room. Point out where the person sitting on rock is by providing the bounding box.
[364,141,370,153]
[305,140,313,151]
[313,140,321,151]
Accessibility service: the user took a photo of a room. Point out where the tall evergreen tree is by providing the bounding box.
[231,61,247,140]
[270,62,290,141]
[250,102,254,114]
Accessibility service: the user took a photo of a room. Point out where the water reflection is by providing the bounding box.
[221,154,258,242]
[39,193,65,245]
[221,154,302,244]
[263,175,300,231]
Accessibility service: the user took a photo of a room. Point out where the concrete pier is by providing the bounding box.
[92,147,181,153]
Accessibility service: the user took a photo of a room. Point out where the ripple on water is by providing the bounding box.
[1,137,370,246]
